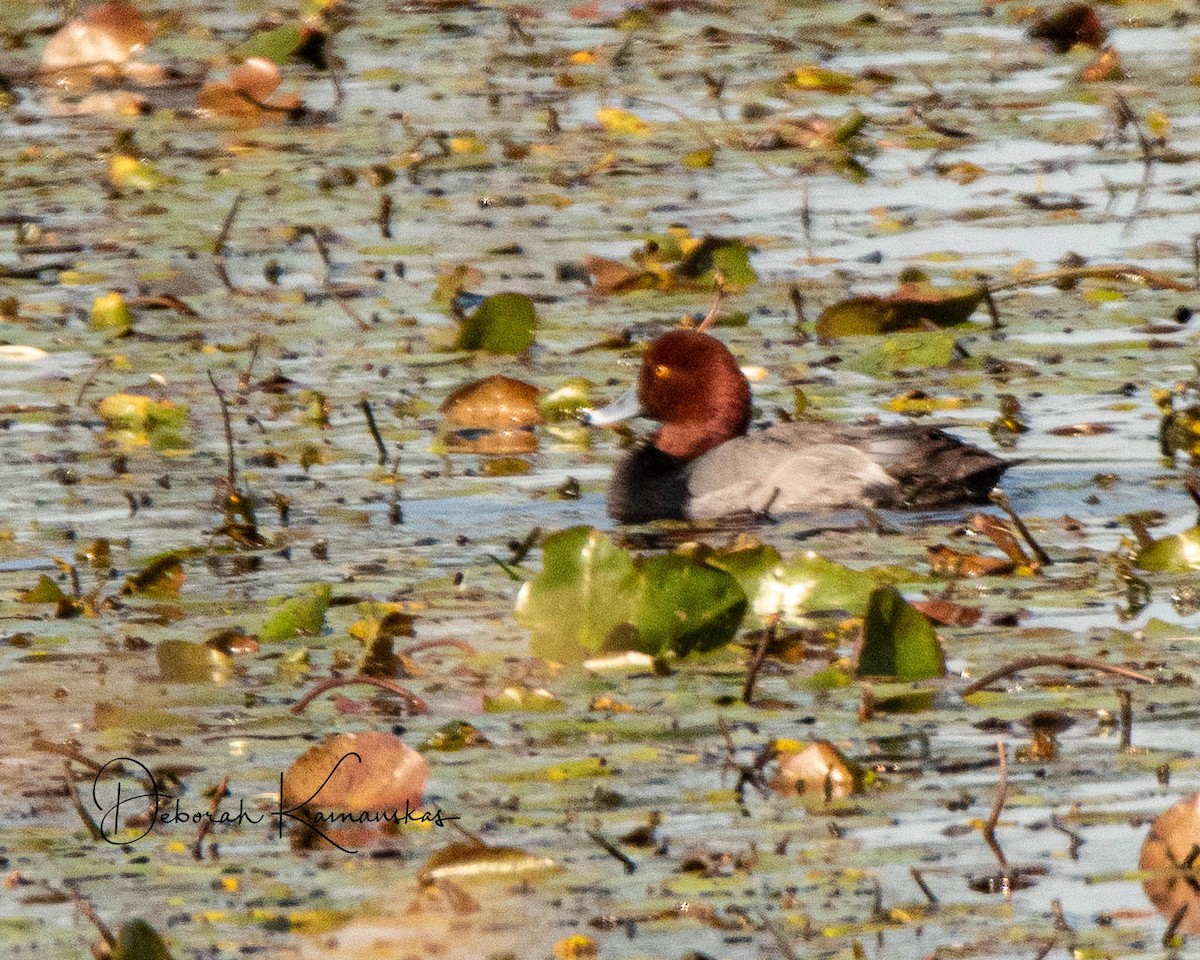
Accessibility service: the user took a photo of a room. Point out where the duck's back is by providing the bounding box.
[684,421,1007,519]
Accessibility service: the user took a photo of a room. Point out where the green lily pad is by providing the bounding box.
[260,583,332,642]
[854,586,945,681]
[91,291,133,335]
[849,331,958,378]
[635,554,747,656]
[456,292,537,354]
[157,640,233,684]
[759,551,878,620]
[245,24,304,64]
[516,526,747,661]
[112,919,173,960]
[1134,526,1200,572]
[819,287,982,338]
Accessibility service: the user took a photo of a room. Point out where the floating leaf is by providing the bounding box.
[282,731,427,812]
[634,554,747,657]
[884,391,967,415]
[122,552,186,598]
[854,586,945,681]
[420,721,491,751]
[818,286,982,337]
[109,154,173,192]
[515,526,638,658]
[260,583,332,641]
[197,57,302,121]
[1080,46,1122,82]
[773,740,865,798]
[111,919,173,960]
[540,378,593,421]
[455,292,537,354]
[157,640,233,684]
[516,526,747,661]
[1140,792,1200,934]
[245,24,305,63]
[97,393,187,431]
[418,840,560,882]
[753,551,878,620]
[484,686,565,712]
[441,376,542,428]
[91,291,133,334]
[927,544,1015,578]
[18,574,66,604]
[786,64,858,94]
[41,1,153,91]
[0,345,48,363]
[1134,526,1200,573]
[596,106,651,135]
[849,331,957,378]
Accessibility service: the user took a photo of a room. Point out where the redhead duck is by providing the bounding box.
[587,329,1010,523]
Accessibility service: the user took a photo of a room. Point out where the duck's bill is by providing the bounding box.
[584,388,643,426]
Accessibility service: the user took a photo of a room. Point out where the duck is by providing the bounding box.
[586,329,1010,523]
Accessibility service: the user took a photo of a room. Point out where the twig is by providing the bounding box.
[586,829,637,874]
[983,738,1007,841]
[213,191,246,293]
[961,656,1155,697]
[910,866,938,904]
[989,490,1051,567]
[695,282,727,334]
[1051,898,1073,933]
[7,875,115,948]
[74,356,109,407]
[742,614,778,704]
[1118,688,1133,750]
[378,193,393,239]
[290,673,426,715]
[207,370,237,490]
[1164,903,1189,947]
[978,277,1002,330]
[758,912,799,960]
[360,399,388,466]
[401,637,477,658]
[987,264,1189,293]
[388,454,403,525]
[63,760,103,841]
[192,775,230,860]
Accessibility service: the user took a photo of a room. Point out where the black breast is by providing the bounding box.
[608,444,690,523]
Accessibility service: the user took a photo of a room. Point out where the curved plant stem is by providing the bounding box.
[290,674,427,715]
[961,656,1154,697]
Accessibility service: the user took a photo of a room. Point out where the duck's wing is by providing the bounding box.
[767,421,1009,507]
[683,432,899,520]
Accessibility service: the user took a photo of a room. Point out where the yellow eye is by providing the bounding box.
[653,364,670,379]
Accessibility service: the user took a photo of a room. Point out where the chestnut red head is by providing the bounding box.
[637,330,751,459]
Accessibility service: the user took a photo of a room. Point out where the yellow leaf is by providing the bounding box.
[567,49,596,64]
[449,134,487,155]
[597,106,650,135]
[681,147,715,168]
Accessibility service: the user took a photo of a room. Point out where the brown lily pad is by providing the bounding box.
[1140,792,1200,934]
[282,731,427,813]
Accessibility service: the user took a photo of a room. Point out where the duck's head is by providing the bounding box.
[587,329,751,460]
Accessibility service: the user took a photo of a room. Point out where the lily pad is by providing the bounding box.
[111,919,173,960]
[157,639,233,684]
[455,292,537,354]
[260,583,332,642]
[818,286,982,338]
[515,526,747,661]
[1134,526,1200,573]
[854,586,945,681]
[282,731,427,813]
